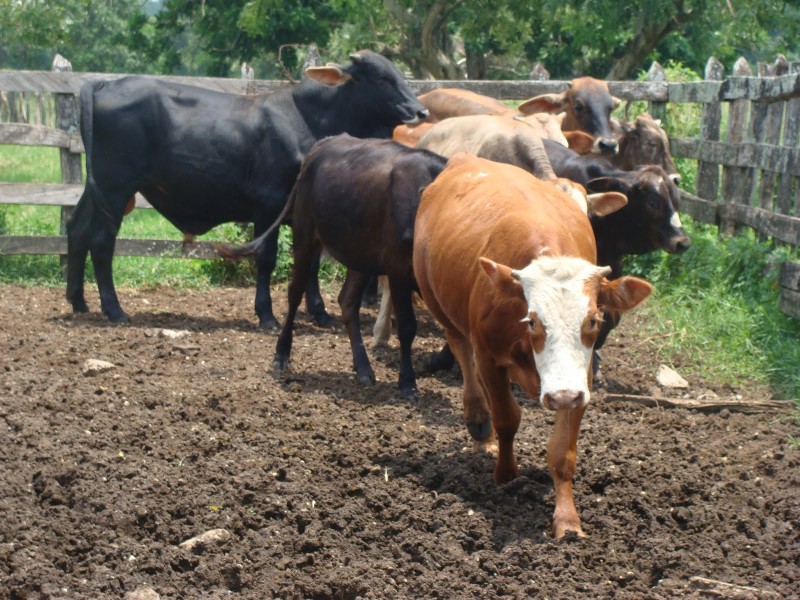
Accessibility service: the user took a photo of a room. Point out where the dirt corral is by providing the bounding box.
[0,284,797,599]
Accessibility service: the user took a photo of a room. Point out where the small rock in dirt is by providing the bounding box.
[82,359,116,376]
[657,365,688,388]
[159,329,191,339]
[124,587,161,600]
[179,528,232,553]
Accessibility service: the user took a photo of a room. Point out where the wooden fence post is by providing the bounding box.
[529,62,550,81]
[645,61,667,124]
[696,57,724,205]
[719,56,752,236]
[755,55,788,215]
[53,53,82,274]
[776,61,800,216]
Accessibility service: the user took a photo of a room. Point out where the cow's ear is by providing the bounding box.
[598,276,653,313]
[479,257,517,286]
[587,176,629,195]
[517,93,567,115]
[564,130,594,155]
[305,65,352,86]
[586,191,628,217]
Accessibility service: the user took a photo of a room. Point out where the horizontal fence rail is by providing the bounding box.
[0,55,798,318]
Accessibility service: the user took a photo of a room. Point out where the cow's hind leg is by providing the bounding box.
[388,274,417,397]
[338,270,375,387]
[425,342,456,373]
[274,243,321,370]
[304,253,334,327]
[68,184,128,323]
[253,227,281,330]
[447,331,493,449]
[65,191,92,314]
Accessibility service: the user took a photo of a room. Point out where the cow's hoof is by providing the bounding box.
[553,522,586,540]
[356,372,376,386]
[70,300,89,314]
[258,318,281,332]
[399,383,418,399]
[273,356,290,371]
[312,312,335,328]
[467,419,493,442]
[105,311,129,324]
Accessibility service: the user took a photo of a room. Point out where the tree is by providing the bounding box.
[0,0,155,72]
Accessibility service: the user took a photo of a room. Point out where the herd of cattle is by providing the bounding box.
[66,51,691,539]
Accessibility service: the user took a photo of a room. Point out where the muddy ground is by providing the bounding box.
[0,284,797,599]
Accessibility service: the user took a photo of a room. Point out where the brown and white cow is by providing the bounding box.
[413,154,652,538]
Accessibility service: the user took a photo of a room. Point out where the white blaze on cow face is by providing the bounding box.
[670,211,683,230]
[512,256,609,410]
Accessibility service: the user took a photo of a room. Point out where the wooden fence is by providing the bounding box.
[0,54,798,318]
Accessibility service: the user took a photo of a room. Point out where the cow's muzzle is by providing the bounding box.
[543,390,585,411]
[594,137,619,155]
[404,107,430,125]
[667,235,691,254]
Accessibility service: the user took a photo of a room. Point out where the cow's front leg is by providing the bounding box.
[548,406,586,539]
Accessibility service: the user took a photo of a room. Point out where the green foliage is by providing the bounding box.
[625,219,800,401]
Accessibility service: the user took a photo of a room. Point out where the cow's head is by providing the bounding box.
[616,113,681,185]
[518,77,620,156]
[305,51,429,128]
[479,256,652,410]
[588,165,691,255]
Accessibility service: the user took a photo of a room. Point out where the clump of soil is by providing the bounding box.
[0,285,797,599]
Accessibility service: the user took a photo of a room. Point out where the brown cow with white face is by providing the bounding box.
[413,154,652,538]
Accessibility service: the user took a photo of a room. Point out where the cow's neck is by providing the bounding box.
[291,80,389,142]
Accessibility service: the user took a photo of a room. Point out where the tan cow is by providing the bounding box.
[412,154,652,538]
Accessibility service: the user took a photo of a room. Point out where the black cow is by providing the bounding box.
[66,51,428,327]
[218,135,447,397]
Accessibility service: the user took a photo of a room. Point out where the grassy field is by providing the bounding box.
[1,143,799,404]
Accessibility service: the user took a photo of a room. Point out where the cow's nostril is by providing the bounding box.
[418,108,430,120]
[671,174,682,186]
[598,139,618,155]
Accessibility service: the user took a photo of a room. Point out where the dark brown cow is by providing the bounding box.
[218,134,447,397]
[611,113,681,184]
[413,153,652,537]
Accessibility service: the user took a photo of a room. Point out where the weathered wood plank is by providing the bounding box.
[670,72,800,103]
[677,190,719,225]
[778,287,800,320]
[780,261,800,290]
[603,393,791,413]
[756,57,788,213]
[0,235,220,259]
[777,62,800,215]
[720,58,753,235]
[670,139,800,177]
[0,183,150,208]
[718,202,800,246]
[0,122,80,149]
[0,70,257,95]
[696,57,724,203]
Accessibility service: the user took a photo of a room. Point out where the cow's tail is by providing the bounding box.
[214,186,296,261]
[79,80,102,179]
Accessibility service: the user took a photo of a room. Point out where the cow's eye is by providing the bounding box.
[574,103,584,113]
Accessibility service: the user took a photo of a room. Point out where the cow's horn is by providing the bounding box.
[349,52,365,63]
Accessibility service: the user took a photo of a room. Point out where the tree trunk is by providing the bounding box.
[606,15,677,79]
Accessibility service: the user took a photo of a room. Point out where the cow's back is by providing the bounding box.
[413,154,595,333]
